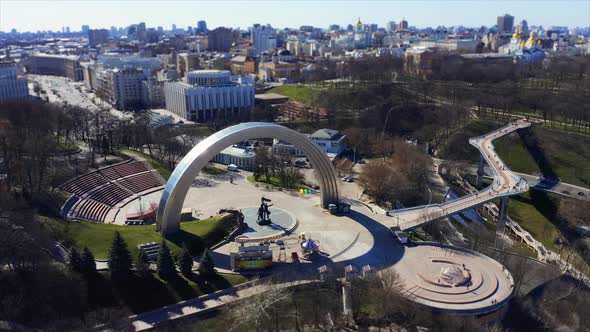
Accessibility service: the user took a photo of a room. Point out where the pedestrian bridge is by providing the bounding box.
[387,119,532,231]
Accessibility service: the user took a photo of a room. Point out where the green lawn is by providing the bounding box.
[41,215,234,260]
[120,147,172,180]
[507,191,560,252]
[268,85,320,105]
[438,120,502,162]
[494,133,541,175]
[202,165,227,175]
[247,174,308,190]
[528,127,590,187]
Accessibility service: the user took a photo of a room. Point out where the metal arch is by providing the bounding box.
[157,122,340,235]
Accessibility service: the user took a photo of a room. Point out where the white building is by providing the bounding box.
[272,128,347,158]
[310,128,346,157]
[0,60,28,101]
[164,70,255,123]
[251,24,277,55]
[213,145,255,170]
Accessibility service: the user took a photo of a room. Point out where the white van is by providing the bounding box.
[227,164,239,172]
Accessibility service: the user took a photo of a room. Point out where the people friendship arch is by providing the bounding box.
[157,122,340,235]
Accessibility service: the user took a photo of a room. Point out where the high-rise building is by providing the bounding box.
[197,20,208,33]
[207,27,233,52]
[164,70,255,122]
[0,60,29,101]
[81,25,90,35]
[137,22,147,41]
[497,14,515,34]
[386,21,396,33]
[88,29,109,46]
[398,19,409,30]
[251,24,277,55]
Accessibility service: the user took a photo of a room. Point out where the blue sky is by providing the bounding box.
[1,0,589,32]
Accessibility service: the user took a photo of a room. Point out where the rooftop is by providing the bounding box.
[311,128,343,140]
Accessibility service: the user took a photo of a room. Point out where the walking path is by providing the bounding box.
[387,119,532,230]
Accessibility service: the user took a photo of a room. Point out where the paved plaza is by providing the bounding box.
[110,166,514,314]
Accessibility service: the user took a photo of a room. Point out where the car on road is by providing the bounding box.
[578,192,586,197]
[341,176,353,182]
[356,159,366,164]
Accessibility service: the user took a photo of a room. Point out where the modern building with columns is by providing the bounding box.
[164,70,255,123]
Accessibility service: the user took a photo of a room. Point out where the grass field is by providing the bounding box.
[41,215,234,259]
[247,174,309,190]
[438,119,590,188]
[507,191,560,252]
[120,147,172,180]
[268,85,320,105]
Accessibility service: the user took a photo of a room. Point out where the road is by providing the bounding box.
[387,119,532,230]
[29,74,129,119]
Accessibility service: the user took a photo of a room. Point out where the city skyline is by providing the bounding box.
[1,0,589,33]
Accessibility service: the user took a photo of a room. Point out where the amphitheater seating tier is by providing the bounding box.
[74,199,111,222]
[60,172,108,196]
[89,183,133,206]
[100,161,150,180]
[62,160,165,223]
[119,172,164,193]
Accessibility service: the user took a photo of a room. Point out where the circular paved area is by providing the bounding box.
[392,244,513,313]
[238,207,297,241]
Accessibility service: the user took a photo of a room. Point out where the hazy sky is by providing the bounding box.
[1,0,589,32]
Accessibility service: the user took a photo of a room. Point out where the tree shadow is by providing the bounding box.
[165,230,205,256]
[518,128,558,180]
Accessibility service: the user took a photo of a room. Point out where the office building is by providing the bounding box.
[258,50,301,82]
[386,21,397,33]
[196,20,208,33]
[207,27,233,52]
[22,53,84,81]
[398,19,409,30]
[164,70,255,122]
[88,29,109,46]
[81,25,89,35]
[137,22,147,41]
[251,24,277,55]
[95,67,146,110]
[176,52,200,77]
[497,14,515,34]
[0,60,29,101]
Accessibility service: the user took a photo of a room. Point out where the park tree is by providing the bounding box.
[177,244,193,277]
[81,246,96,274]
[107,231,132,281]
[197,249,215,277]
[68,247,82,273]
[136,251,151,278]
[156,241,176,279]
[253,146,272,182]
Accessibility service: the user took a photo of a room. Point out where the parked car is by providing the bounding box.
[357,159,366,164]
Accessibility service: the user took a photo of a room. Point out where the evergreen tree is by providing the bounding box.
[108,231,132,281]
[177,244,193,277]
[197,249,215,277]
[136,251,151,278]
[156,241,176,279]
[68,247,82,273]
[81,246,96,274]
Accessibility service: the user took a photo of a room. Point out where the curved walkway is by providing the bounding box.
[387,119,532,231]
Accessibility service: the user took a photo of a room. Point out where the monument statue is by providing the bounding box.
[257,196,273,225]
